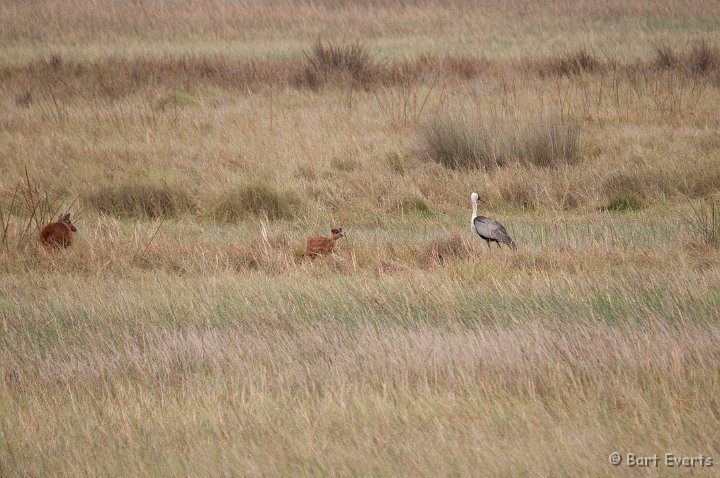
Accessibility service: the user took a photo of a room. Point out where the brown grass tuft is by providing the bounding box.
[653,41,680,69]
[544,49,602,76]
[423,233,477,265]
[293,40,375,90]
[688,39,720,74]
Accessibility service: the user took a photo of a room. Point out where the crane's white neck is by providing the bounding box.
[471,198,478,231]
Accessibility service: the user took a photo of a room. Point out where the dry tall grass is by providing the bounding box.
[1,1,720,476]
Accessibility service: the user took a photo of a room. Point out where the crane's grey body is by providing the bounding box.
[470,192,517,249]
[473,215,515,248]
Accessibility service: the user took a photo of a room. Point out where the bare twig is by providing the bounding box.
[1,183,20,253]
[132,218,165,262]
[0,202,7,254]
[24,166,41,230]
[677,194,719,248]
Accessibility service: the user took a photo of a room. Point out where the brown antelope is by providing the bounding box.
[40,213,77,248]
[306,228,344,258]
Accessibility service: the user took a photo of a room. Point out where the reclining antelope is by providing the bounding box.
[40,213,77,248]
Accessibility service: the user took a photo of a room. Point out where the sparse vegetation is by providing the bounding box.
[1,1,720,476]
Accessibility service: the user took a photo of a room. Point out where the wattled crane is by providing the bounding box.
[470,192,516,249]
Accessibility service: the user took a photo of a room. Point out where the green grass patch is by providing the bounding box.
[400,197,435,217]
[602,172,646,212]
[156,91,201,110]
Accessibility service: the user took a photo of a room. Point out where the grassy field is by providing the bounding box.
[1,1,720,476]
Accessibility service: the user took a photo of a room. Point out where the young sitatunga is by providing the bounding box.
[40,213,77,248]
[306,228,345,258]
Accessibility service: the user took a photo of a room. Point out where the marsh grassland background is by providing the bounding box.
[1,1,720,476]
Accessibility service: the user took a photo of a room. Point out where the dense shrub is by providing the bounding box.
[210,183,300,222]
[419,119,500,170]
[420,115,580,170]
[516,117,581,167]
[85,183,196,218]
